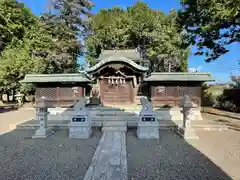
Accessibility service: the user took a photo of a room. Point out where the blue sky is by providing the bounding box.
[19,0,240,83]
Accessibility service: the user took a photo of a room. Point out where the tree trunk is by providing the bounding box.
[0,93,3,104]
[12,89,16,102]
[6,92,9,102]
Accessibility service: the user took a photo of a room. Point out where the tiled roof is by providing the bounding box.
[20,73,92,83]
[86,56,148,73]
[144,72,215,82]
[97,49,142,61]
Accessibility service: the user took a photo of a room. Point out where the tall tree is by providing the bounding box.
[178,0,240,62]
[0,0,36,53]
[41,0,94,72]
[0,18,52,95]
[0,0,94,97]
[85,2,189,72]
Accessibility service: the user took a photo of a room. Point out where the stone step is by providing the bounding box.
[16,118,227,132]
[103,120,127,127]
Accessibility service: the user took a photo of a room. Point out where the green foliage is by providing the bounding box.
[85,2,189,72]
[178,0,240,62]
[231,75,240,88]
[0,0,36,53]
[201,83,218,106]
[0,0,45,94]
[42,0,94,72]
[0,0,91,95]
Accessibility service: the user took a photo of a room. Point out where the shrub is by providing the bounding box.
[214,100,240,113]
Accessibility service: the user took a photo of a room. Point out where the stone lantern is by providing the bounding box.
[72,87,79,104]
[32,96,53,138]
[177,95,199,140]
[14,92,24,106]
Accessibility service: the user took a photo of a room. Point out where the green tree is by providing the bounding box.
[42,0,94,72]
[0,0,36,53]
[0,20,52,95]
[0,0,43,98]
[178,0,240,62]
[85,2,189,72]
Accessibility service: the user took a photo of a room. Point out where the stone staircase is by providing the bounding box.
[17,106,227,131]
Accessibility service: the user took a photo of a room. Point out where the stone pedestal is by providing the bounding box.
[33,98,53,139]
[33,126,53,139]
[137,116,159,139]
[69,121,92,139]
[177,126,199,140]
[137,97,159,139]
[69,100,92,139]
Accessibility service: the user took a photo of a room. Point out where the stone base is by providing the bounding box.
[137,122,159,139]
[176,126,199,140]
[69,125,92,139]
[32,127,53,139]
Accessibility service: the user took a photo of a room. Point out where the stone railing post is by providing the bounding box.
[32,97,53,138]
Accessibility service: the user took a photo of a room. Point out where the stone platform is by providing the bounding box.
[16,119,228,131]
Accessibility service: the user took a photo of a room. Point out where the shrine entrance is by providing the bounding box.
[100,77,133,105]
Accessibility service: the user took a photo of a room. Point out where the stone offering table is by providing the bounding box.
[137,97,159,139]
[32,97,53,138]
[68,98,92,139]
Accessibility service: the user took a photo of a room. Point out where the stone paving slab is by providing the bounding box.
[0,129,101,180]
[84,132,127,180]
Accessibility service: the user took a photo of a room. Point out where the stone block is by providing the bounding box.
[137,120,159,139]
[102,120,127,132]
[68,112,92,139]
[32,127,53,139]
[69,127,92,139]
[102,126,127,132]
[68,122,92,139]
[176,126,199,140]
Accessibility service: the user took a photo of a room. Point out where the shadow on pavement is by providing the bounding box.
[0,128,102,180]
[127,129,232,180]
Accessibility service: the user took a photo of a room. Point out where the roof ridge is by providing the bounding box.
[151,72,212,75]
[26,73,86,76]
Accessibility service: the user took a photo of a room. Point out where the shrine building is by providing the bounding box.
[20,49,214,108]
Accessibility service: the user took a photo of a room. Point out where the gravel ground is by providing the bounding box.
[126,129,232,180]
[0,128,101,180]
